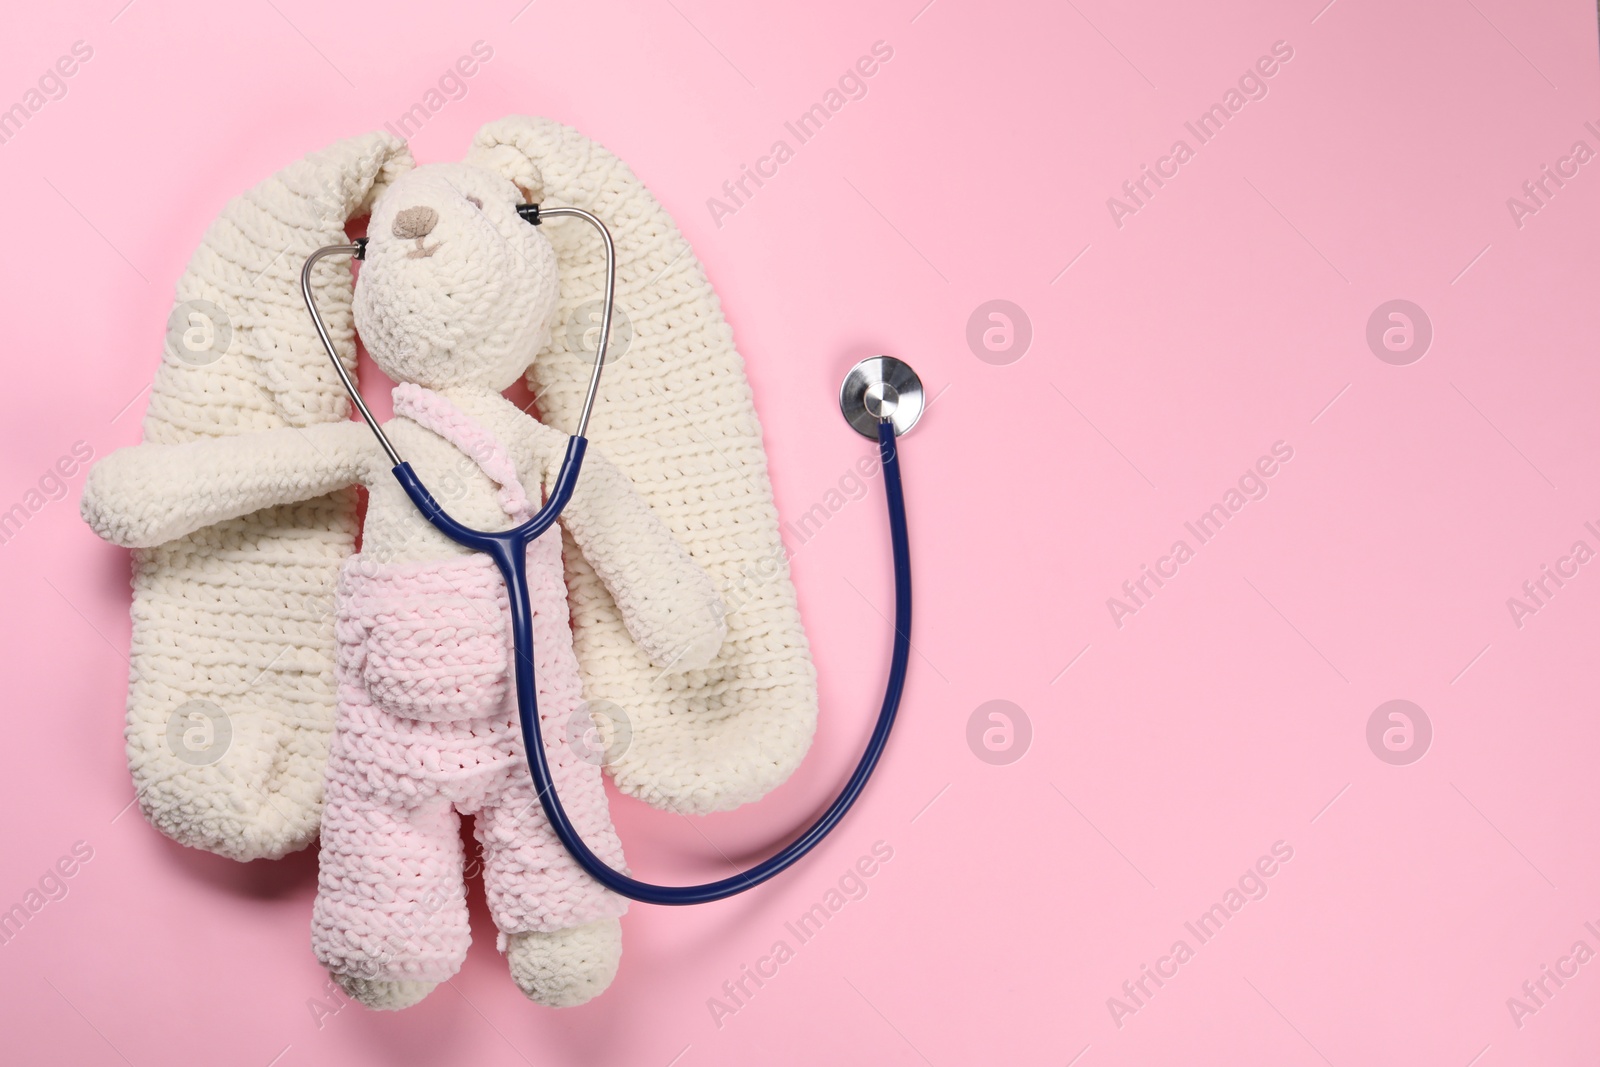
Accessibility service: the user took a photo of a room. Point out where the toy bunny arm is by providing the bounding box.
[82,421,377,548]
[527,428,727,672]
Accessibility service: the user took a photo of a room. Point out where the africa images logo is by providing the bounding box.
[705,41,895,228]
[705,841,894,1029]
[1105,40,1295,229]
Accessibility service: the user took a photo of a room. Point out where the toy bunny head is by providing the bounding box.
[354,157,557,392]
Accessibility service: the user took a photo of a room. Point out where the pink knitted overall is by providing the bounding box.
[311,386,627,984]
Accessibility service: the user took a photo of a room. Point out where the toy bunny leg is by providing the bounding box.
[309,549,516,1008]
[477,705,628,939]
[477,768,628,1007]
[311,762,471,1008]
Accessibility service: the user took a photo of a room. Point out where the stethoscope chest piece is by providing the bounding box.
[839,355,924,439]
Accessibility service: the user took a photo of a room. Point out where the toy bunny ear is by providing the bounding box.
[465,126,546,202]
[469,115,820,816]
[121,132,413,861]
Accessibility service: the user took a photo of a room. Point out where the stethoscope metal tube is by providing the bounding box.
[302,205,912,904]
[298,204,616,465]
[301,243,400,466]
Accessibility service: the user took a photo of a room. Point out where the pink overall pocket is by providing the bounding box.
[340,554,511,722]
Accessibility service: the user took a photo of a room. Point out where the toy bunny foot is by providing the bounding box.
[506,919,622,1007]
[331,974,438,1011]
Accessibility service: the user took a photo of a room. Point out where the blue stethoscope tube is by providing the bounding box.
[302,206,911,906]
[391,419,909,904]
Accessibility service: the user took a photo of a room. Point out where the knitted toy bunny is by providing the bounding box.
[82,117,819,1008]
[81,121,816,1009]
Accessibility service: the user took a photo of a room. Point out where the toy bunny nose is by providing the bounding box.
[392,206,439,240]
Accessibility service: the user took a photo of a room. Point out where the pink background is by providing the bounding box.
[3,0,1599,1063]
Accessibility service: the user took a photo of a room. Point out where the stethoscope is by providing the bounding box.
[300,204,923,905]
